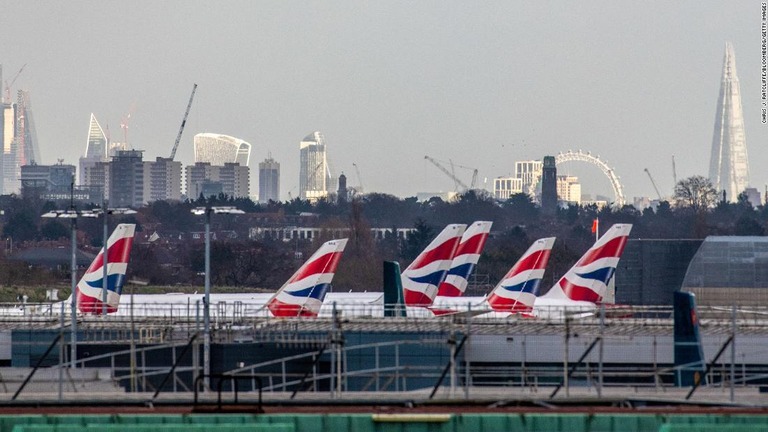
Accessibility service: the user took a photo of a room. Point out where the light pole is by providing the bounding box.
[93,202,136,315]
[42,209,84,367]
[191,206,244,388]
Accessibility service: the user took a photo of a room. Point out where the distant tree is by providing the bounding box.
[2,211,38,242]
[735,215,765,236]
[41,221,69,240]
[674,175,718,212]
[401,218,434,261]
[504,193,539,223]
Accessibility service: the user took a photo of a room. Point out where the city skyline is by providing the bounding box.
[0,2,765,202]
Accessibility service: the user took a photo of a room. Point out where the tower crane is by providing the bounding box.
[352,163,364,194]
[644,168,662,201]
[169,83,198,160]
[4,64,26,104]
[672,155,678,188]
[424,155,469,191]
[454,162,479,189]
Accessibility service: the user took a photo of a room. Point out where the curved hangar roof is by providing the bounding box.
[681,236,768,307]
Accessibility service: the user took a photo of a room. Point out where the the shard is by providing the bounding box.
[708,42,749,202]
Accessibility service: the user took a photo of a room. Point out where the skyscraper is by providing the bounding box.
[79,113,108,185]
[193,133,251,166]
[1,90,39,194]
[299,131,330,202]
[708,42,749,202]
[258,156,280,203]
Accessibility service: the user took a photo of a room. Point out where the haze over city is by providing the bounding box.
[0,1,765,201]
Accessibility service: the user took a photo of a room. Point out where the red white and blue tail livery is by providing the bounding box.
[402,224,466,306]
[267,238,348,317]
[541,224,632,303]
[77,223,136,314]
[437,221,492,297]
[487,237,555,313]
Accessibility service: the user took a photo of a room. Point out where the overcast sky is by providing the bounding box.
[1,1,765,202]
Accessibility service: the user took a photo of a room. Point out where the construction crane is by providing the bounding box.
[169,83,198,160]
[672,155,678,187]
[644,168,662,201]
[424,155,469,191]
[352,163,364,193]
[455,162,479,189]
[4,64,26,104]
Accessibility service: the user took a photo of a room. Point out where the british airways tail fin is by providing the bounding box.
[267,238,348,317]
[542,224,632,303]
[77,223,136,314]
[487,237,555,313]
[673,291,706,387]
[402,224,466,307]
[437,221,492,297]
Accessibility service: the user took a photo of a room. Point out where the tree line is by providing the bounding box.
[0,175,765,295]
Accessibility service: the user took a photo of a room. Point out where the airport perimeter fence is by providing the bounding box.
[0,302,768,402]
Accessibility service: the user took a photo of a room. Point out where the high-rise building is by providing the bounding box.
[109,150,144,207]
[258,156,280,203]
[514,160,543,196]
[20,163,75,198]
[1,90,39,194]
[708,42,750,202]
[556,175,581,205]
[185,162,249,199]
[219,162,250,198]
[299,131,333,202]
[79,113,108,185]
[493,176,523,200]
[83,161,110,199]
[143,157,182,202]
[541,156,557,215]
[0,102,15,194]
[193,133,251,167]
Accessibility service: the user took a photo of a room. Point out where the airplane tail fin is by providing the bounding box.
[383,261,406,317]
[487,237,555,313]
[542,223,632,303]
[402,224,466,307]
[77,223,136,314]
[673,291,706,387]
[437,221,492,297]
[267,238,348,317]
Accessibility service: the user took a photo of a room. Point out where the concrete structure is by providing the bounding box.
[299,131,333,202]
[258,156,280,203]
[540,156,557,215]
[109,150,144,207]
[514,160,542,197]
[556,175,581,205]
[143,157,182,202]
[185,162,249,199]
[193,133,251,167]
[20,163,75,199]
[708,42,750,202]
[337,172,348,202]
[492,176,523,201]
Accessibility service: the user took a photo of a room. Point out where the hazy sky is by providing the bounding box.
[1,1,766,202]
